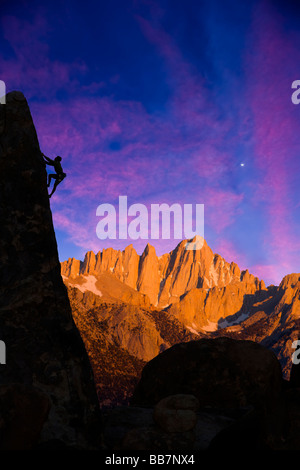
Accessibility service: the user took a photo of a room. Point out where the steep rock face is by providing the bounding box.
[0,91,100,448]
[122,244,140,288]
[276,274,300,322]
[62,257,82,278]
[0,384,50,450]
[210,278,300,379]
[137,243,161,305]
[62,271,151,308]
[168,277,268,331]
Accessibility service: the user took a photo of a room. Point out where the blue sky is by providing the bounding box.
[1,0,300,286]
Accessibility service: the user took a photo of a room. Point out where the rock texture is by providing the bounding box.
[212,276,300,379]
[61,238,265,311]
[0,384,50,450]
[61,239,272,334]
[167,276,268,331]
[67,283,199,407]
[0,91,100,449]
[102,403,235,451]
[153,394,199,433]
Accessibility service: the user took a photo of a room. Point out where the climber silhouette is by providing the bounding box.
[42,153,67,198]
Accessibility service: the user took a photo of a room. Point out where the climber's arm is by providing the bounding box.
[42,153,54,166]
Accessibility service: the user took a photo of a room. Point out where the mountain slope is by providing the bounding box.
[212,274,300,378]
[66,281,199,407]
[0,91,100,448]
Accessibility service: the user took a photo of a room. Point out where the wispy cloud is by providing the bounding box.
[244,1,300,281]
[3,4,299,285]
[29,10,245,265]
[1,14,88,99]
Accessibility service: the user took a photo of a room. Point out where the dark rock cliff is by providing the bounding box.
[0,91,101,449]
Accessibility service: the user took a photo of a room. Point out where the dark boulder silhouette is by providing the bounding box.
[0,91,101,449]
[131,337,286,448]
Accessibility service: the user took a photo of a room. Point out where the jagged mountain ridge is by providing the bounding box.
[212,273,300,378]
[61,237,266,330]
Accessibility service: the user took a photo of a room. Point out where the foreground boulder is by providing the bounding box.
[153,394,199,433]
[0,92,101,448]
[103,403,236,451]
[132,337,285,447]
[132,337,283,408]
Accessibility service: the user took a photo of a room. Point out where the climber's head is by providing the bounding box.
[55,156,62,162]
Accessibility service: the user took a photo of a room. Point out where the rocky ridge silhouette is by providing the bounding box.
[0,91,101,449]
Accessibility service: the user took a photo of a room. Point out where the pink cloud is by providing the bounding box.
[135,12,240,195]
[136,14,222,131]
[245,1,300,276]
[213,238,247,271]
[204,188,244,233]
[4,9,285,278]
[0,14,88,99]
[28,12,245,257]
[52,211,101,254]
[248,264,287,287]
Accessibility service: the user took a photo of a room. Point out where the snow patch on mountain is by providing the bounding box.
[72,275,103,296]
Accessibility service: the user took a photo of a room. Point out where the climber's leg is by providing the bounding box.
[49,180,60,198]
[47,174,56,187]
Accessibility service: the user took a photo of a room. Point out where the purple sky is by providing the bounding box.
[1,0,300,286]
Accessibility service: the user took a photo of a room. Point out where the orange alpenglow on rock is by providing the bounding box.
[61,236,266,330]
